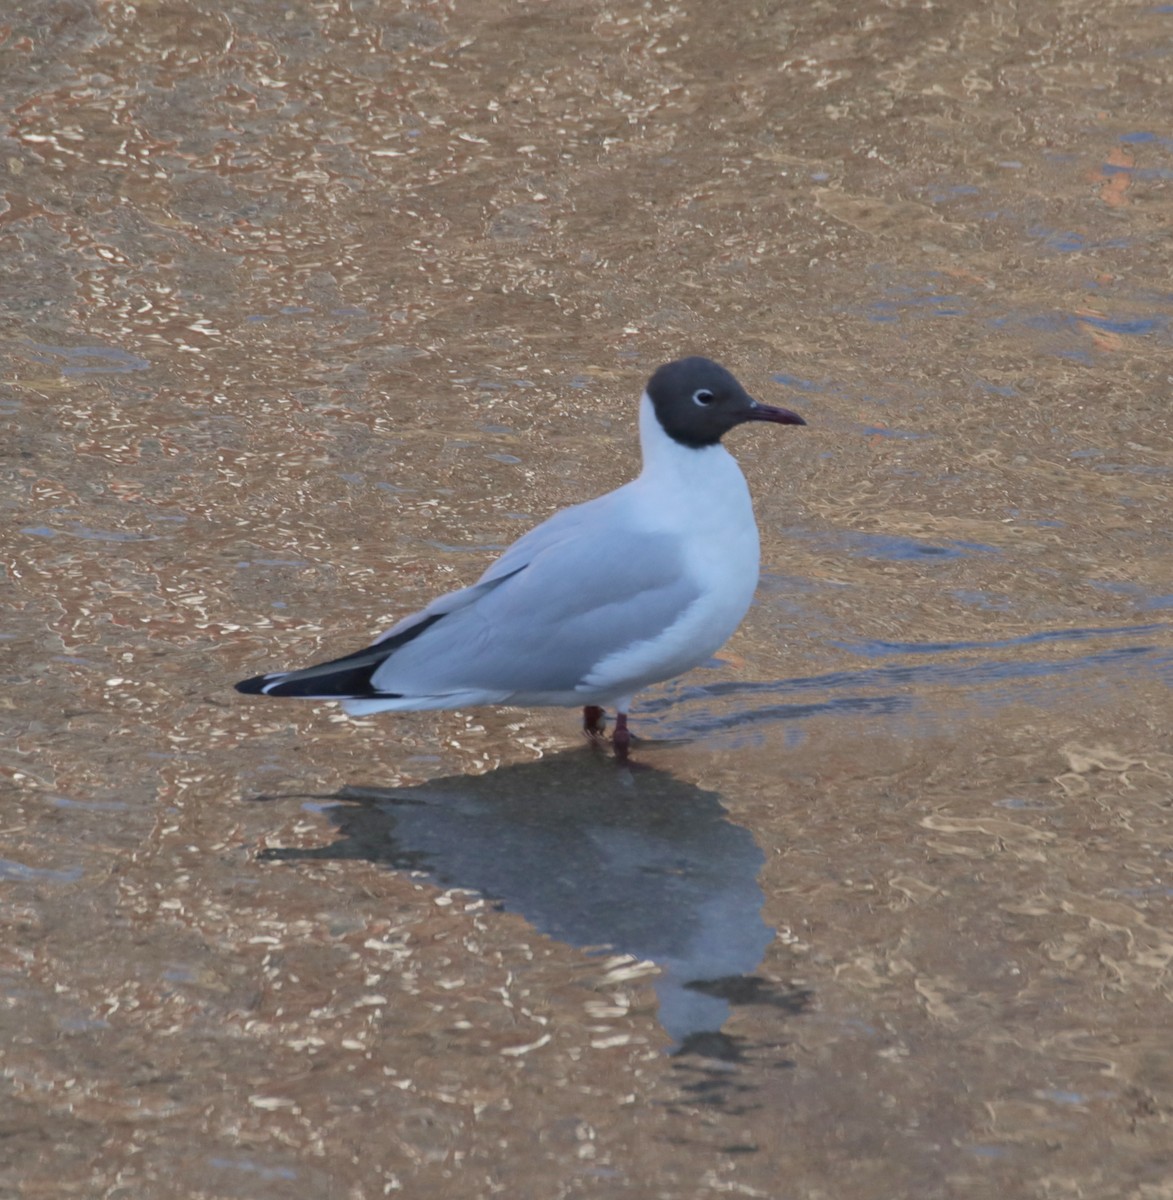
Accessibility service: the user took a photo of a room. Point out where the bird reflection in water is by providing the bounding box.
[256,750,809,1055]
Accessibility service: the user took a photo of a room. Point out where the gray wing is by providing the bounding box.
[476,493,602,584]
[371,522,699,696]
[370,493,604,646]
[240,512,578,698]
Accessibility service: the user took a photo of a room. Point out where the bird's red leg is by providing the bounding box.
[583,705,606,742]
[612,712,631,762]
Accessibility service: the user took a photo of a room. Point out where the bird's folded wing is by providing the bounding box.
[367,495,600,647]
[370,525,700,697]
[237,568,524,697]
[475,495,599,584]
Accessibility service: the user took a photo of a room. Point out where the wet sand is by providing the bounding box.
[2,0,1171,1196]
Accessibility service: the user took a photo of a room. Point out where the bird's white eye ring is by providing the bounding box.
[692,389,715,406]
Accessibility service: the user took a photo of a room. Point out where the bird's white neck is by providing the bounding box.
[633,392,753,531]
[636,391,734,477]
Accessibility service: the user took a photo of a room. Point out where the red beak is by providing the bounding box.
[746,400,806,426]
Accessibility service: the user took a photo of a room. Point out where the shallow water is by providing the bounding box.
[3,0,1172,1196]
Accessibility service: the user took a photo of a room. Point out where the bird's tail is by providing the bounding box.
[234,613,446,700]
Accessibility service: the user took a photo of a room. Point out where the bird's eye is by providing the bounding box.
[692,389,715,406]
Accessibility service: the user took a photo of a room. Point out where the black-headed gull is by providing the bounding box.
[236,356,806,759]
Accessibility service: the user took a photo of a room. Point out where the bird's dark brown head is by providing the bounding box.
[645,356,806,449]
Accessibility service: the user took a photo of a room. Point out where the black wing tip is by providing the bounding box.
[234,614,447,701]
[234,669,405,701]
[235,674,273,695]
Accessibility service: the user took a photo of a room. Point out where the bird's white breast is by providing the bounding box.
[579,396,763,696]
[630,392,761,583]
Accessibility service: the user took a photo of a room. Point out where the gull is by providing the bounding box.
[235,356,806,759]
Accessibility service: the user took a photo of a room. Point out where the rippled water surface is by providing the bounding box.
[3,0,1172,1196]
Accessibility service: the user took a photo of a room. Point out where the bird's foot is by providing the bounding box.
[584,708,643,767]
[612,712,632,764]
[583,705,609,750]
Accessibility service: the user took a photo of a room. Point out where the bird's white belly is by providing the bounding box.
[576,507,761,702]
